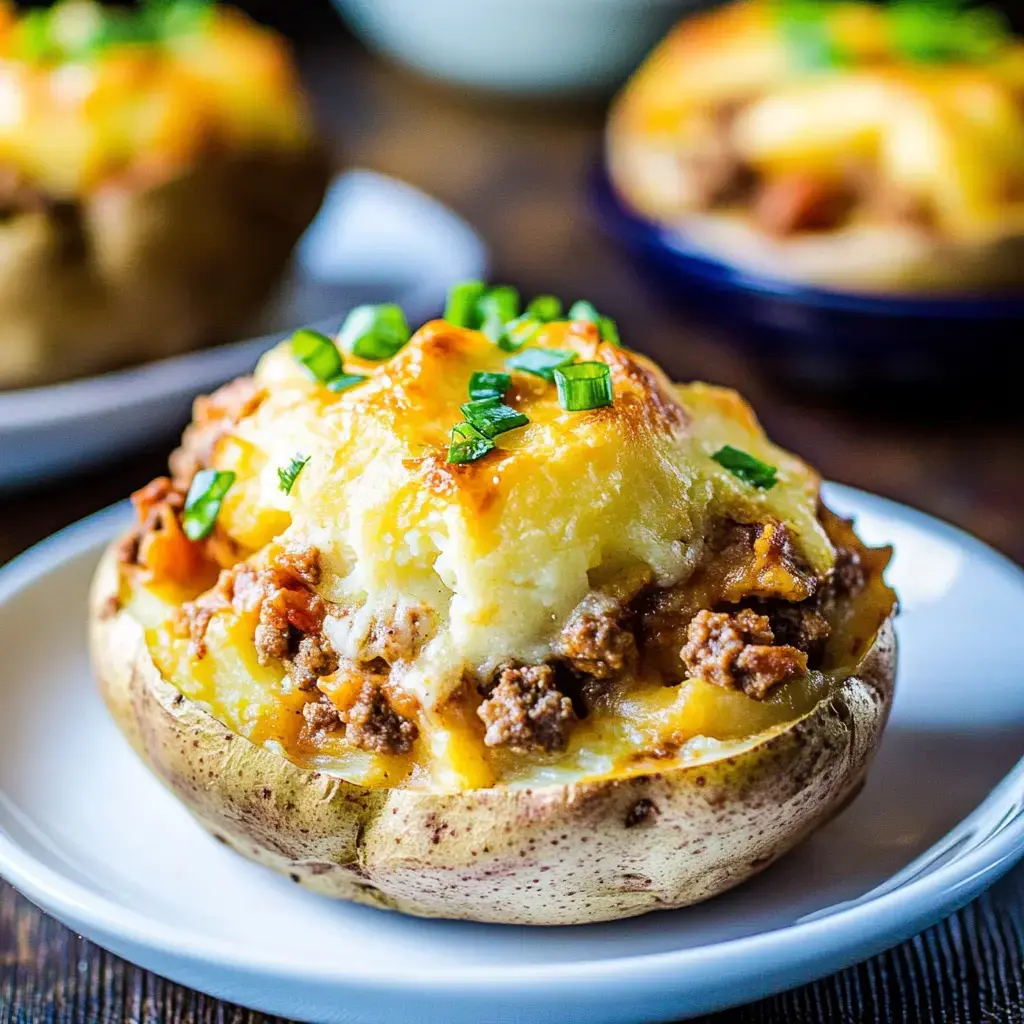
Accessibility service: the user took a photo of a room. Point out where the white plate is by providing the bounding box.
[1,485,1023,1024]
[0,170,486,489]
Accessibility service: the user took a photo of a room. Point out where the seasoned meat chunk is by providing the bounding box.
[753,173,855,236]
[478,664,577,753]
[290,633,339,691]
[557,595,638,684]
[301,694,342,735]
[343,681,418,755]
[183,547,338,691]
[760,601,831,665]
[681,608,808,700]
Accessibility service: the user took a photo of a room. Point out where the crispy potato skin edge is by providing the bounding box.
[89,542,896,926]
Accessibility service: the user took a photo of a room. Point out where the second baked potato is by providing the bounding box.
[608,0,1024,293]
[0,1,329,389]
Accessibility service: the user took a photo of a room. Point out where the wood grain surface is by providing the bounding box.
[3,22,1024,1024]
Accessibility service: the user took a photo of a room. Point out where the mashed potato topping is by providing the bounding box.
[198,319,832,708]
[115,303,896,790]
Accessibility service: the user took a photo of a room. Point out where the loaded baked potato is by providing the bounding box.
[607,0,1024,293]
[90,286,896,925]
[0,0,328,389]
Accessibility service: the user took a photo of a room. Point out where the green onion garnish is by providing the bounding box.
[460,397,529,438]
[481,313,507,346]
[13,0,212,63]
[477,286,521,325]
[291,329,344,384]
[337,304,410,361]
[326,373,368,393]
[554,363,613,412]
[444,281,487,328]
[447,422,495,465]
[712,446,778,490]
[468,371,511,400]
[527,295,563,322]
[278,454,310,495]
[568,301,620,344]
[598,317,620,345]
[568,300,601,323]
[500,315,546,353]
[182,469,235,541]
[506,348,577,382]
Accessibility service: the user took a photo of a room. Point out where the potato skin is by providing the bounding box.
[90,544,896,926]
[0,144,330,390]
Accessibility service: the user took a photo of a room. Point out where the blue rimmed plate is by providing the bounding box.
[591,165,1024,391]
[1,485,1024,1023]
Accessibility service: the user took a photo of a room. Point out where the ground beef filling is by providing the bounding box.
[681,608,808,700]
[343,680,418,756]
[182,547,418,756]
[477,664,577,754]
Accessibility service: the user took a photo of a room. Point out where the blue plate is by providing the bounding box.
[590,164,1024,391]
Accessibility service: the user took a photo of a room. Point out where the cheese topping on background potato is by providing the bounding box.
[0,0,314,196]
[609,0,1024,244]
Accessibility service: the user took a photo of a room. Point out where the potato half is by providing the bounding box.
[606,0,1024,294]
[89,311,896,925]
[0,2,329,389]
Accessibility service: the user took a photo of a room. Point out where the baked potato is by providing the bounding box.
[607,0,1024,293]
[89,287,897,925]
[0,0,329,390]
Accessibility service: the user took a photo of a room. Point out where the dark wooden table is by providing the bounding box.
[4,26,1024,1024]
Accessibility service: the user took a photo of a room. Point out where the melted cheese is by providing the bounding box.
[0,2,313,196]
[193,320,833,712]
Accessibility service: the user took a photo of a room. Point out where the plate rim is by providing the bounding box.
[1,487,1024,997]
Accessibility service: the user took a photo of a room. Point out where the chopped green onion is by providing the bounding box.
[711,445,778,490]
[444,280,487,328]
[291,328,344,383]
[337,304,410,361]
[447,422,495,465]
[480,312,507,346]
[468,371,511,400]
[568,301,620,344]
[777,0,846,69]
[145,0,214,39]
[278,454,310,495]
[506,348,577,382]
[568,300,601,323]
[499,315,544,353]
[598,317,620,345]
[554,363,613,412]
[460,397,529,438]
[182,469,235,541]
[326,373,368,393]
[527,295,563,322]
[477,286,521,325]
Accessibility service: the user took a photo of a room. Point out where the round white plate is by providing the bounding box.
[1,485,1023,1024]
[0,169,486,489]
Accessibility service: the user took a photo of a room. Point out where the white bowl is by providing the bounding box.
[332,0,696,96]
